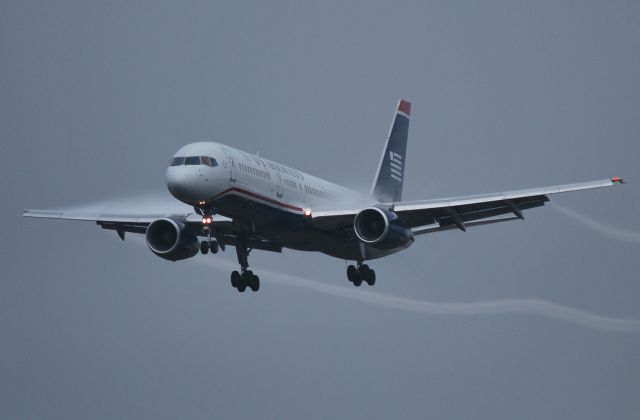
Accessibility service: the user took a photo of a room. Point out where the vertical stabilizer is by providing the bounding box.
[371,99,410,203]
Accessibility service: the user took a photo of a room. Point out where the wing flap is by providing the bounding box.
[218,234,282,253]
[413,215,522,235]
[420,195,548,229]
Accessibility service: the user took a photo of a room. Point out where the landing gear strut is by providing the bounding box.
[346,262,376,287]
[230,236,260,292]
[197,206,220,256]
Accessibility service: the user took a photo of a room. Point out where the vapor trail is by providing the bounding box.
[552,203,640,244]
[191,255,640,334]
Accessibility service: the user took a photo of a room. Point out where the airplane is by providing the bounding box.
[23,99,624,292]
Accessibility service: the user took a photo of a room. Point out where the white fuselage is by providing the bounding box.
[166,142,375,216]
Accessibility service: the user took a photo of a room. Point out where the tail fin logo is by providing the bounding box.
[389,151,403,182]
[371,99,410,202]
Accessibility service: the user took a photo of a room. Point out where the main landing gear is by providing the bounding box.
[230,236,260,293]
[347,262,376,287]
[230,270,259,293]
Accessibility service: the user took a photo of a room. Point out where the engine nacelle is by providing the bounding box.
[354,207,390,244]
[146,217,199,261]
[353,207,413,249]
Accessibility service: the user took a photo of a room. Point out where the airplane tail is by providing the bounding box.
[371,99,410,203]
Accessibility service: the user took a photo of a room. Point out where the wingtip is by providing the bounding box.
[611,176,625,184]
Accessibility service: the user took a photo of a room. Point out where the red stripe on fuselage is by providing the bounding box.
[209,187,304,212]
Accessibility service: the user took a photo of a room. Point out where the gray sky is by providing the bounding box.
[2,1,639,419]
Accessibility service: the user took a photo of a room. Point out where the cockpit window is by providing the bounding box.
[200,156,219,167]
[172,156,219,167]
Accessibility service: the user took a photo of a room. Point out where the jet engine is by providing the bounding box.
[146,217,199,261]
[353,207,413,249]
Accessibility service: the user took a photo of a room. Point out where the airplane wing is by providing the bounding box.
[23,209,200,236]
[22,209,282,252]
[311,177,624,234]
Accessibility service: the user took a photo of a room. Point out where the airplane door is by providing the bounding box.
[276,174,283,198]
[221,148,236,182]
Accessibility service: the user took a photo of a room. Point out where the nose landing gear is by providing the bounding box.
[347,262,376,287]
[200,239,219,255]
[197,207,221,256]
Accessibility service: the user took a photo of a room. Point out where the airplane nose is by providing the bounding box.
[166,166,200,204]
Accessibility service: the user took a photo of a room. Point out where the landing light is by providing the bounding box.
[303,209,312,218]
[202,217,213,224]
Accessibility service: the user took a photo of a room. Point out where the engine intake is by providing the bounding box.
[146,217,199,261]
[354,207,390,244]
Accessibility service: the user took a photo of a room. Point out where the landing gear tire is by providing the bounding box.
[200,241,209,254]
[359,264,376,286]
[347,265,359,283]
[210,240,219,254]
[347,264,363,286]
[359,264,370,278]
[238,270,260,292]
[248,274,260,292]
[231,271,241,288]
[355,265,365,287]
[364,268,376,286]
[347,263,376,287]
